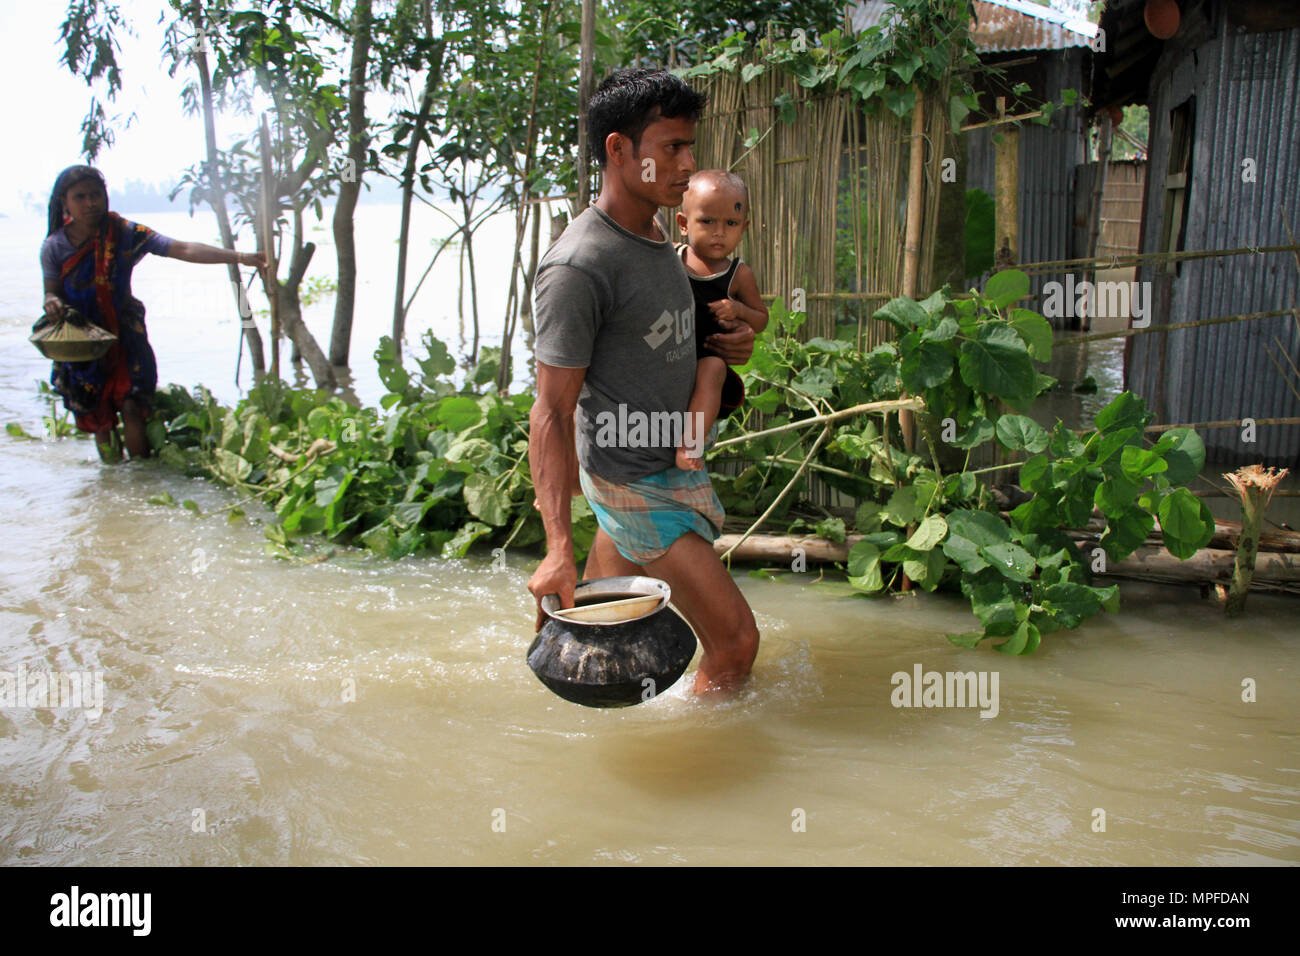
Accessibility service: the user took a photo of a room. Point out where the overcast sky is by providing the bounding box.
[0,0,216,216]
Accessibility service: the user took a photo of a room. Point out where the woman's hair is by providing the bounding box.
[47,166,108,236]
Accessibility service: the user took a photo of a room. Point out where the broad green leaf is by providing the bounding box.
[882,485,921,527]
[462,472,510,526]
[900,341,953,390]
[213,449,252,482]
[747,389,782,414]
[906,514,948,551]
[1088,425,1141,469]
[995,620,1041,655]
[1019,454,1051,492]
[1094,476,1141,514]
[981,542,1037,582]
[918,289,948,317]
[437,396,482,431]
[974,597,1019,636]
[946,509,1011,547]
[951,416,996,449]
[984,269,1030,308]
[1153,427,1205,485]
[1042,582,1103,629]
[921,316,959,342]
[958,324,1037,400]
[944,471,977,501]
[1158,487,1215,560]
[1009,309,1053,361]
[1094,391,1149,432]
[946,631,985,648]
[442,521,491,558]
[313,463,350,508]
[1120,445,1168,482]
[1101,506,1155,561]
[792,365,836,398]
[995,414,1049,452]
[392,499,431,530]
[873,297,927,330]
[804,337,853,354]
[854,500,883,532]
[943,533,989,573]
[847,540,883,592]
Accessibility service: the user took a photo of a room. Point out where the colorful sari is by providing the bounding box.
[47,213,166,434]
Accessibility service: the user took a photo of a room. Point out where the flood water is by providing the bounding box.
[1,207,1296,865]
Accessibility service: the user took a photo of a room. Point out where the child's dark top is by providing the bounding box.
[677,246,746,416]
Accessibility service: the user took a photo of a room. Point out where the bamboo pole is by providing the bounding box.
[258,114,281,382]
[1144,416,1300,433]
[1056,308,1293,345]
[899,87,926,454]
[1011,243,1300,276]
[1081,112,1112,332]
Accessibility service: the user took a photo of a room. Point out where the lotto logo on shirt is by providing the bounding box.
[643,307,693,350]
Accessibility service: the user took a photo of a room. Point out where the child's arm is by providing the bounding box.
[707,262,769,334]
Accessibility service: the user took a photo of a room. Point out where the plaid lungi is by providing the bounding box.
[579,463,726,565]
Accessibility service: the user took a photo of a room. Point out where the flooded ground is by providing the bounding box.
[1,210,1296,865]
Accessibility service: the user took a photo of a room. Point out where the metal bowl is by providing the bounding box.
[527,576,697,708]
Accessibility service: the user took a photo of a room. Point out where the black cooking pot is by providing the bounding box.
[527,576,697,708]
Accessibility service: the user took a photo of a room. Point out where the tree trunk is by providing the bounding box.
[329,0,374,368]
[520,198,542,344]
[462,192,480,363]
[279,207,336,389]
[576,0,595,211]
[392,30,445,359]
[497,1,551,393]
[190,1,264,378]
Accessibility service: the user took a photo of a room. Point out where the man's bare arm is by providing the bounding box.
[526,361,587,629]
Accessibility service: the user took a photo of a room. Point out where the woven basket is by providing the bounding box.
[30,308,117,363]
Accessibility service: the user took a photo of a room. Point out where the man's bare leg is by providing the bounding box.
[646,530,759,694]
[583,527,644,580]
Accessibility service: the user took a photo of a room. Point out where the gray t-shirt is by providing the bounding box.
[533,205,697,483]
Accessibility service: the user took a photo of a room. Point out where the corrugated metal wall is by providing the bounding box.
[1126,7,1300,466]
[967,50,1088,320]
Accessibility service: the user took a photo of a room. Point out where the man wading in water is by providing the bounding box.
[528,69,760,694]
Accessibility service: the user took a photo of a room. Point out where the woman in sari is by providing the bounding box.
[40,165,265,461]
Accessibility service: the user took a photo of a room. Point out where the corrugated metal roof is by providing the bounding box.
[849,0,1098,53]
[974,0,1098,52]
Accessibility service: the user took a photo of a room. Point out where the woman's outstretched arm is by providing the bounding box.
[168,241,265,269]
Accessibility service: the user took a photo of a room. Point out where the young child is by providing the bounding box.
[673,169,769,471]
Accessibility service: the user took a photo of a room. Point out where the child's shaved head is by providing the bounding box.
[683,169,749,215]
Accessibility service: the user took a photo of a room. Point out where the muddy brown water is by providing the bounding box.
[0,210,1296,865]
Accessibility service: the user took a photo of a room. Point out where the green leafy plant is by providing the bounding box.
[148,333,596,564]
